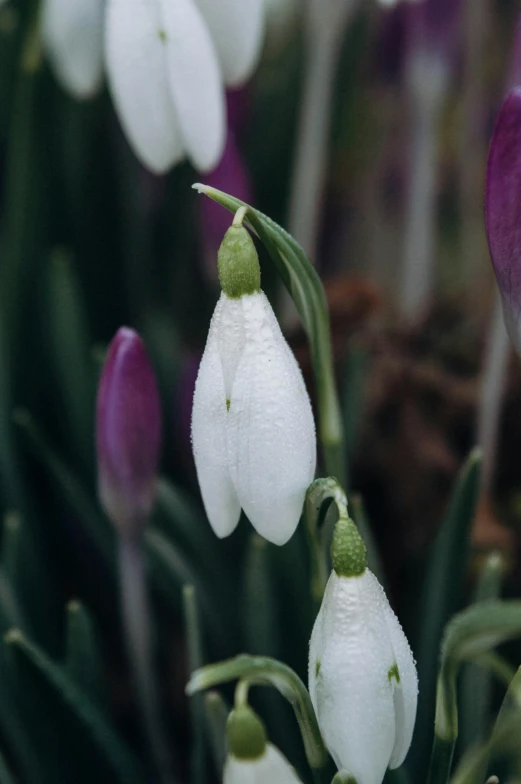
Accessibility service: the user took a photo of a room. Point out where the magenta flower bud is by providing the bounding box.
[485,89,521,355]
[96,327,162,535]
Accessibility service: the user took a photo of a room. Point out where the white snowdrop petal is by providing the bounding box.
[382,593,418,769]
[192,298,241,538]
[158,0,226,172]
[224,745,302,783]
[217,295,246,399]
[194,0,265,86]
[105,0,184,174]
[309,571,397,784]
[227,292,316,546]
[42,0,104,99]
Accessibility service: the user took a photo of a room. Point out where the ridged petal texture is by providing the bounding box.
[485,88,521,354]
[194,0,265,86]
[308,570,418,784]
[105,0,225,174]
[42,0,105,99]
[223,745,302,784]
[192,291,316,545]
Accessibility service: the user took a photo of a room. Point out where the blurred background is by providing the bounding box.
[1,0,521,782]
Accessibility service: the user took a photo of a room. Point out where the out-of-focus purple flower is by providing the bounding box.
[200,130,252,282]
[96,327,162,535]
[485,89,521,355]
[406,0,462,59]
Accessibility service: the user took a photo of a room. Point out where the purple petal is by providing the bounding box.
[485,89,521,352]
[96,327,162,533]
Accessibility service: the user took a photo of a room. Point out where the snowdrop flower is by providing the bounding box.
[42,0,105,99]
[309,516,418,784]
[224,705,302,783]
[191,208,316,546]
[105,0,265,174]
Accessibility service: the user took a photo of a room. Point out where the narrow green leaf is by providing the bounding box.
[193,184,344,480]
[13,409,113,562]
[342,345,368,489]
[0,749,16,784]
[2,511,58,649]
[4,629,143,783]
[428,600,521,784]
[415,449,482,776]
[65,600,105,709]
[243,534,279,657]
[460,552,505,749]
[47,249,95,470]
[187,654,328,769]
[204,691,229,776]
[183,586,206,784]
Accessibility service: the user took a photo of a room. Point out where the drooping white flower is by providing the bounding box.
[309,518,418,784]
[191,212,316,545]
[105,0,265,173]
[224,744,302,784]
[42,0,105,99]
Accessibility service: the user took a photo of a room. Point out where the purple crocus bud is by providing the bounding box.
[485,89,521,355]
[96,327,162,535]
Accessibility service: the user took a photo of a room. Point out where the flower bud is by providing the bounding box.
[224,706,302,783]
[485,89,521,355]
[96,327,162,536]
[191,211,316,545]
[309,519,418,784]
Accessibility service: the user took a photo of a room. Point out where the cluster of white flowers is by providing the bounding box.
[42,0,265,173]
[191,207,418,784]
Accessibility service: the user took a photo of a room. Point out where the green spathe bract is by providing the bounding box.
[331,516,367,578]
[217,209,261,299]
[227,706,267,760]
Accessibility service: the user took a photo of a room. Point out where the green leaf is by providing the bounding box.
[4,629,143,784]
[14,409,113,563]
[428,600,521,784]
[187,654,328,769]
[0,749,16,784]
[460,552,505,750]
[193,184,344,480]
[183,586,206,784]
[204,691,229,776]
[243,534,279,658]
[415,449,482,776]
[46,248,95,471]
[65,600,105,709]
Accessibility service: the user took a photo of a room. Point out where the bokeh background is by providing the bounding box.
[0,0,521,782]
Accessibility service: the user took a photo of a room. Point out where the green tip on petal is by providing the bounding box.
[217,210,261,299]
[227,706,267,760]
[331,515,367,578]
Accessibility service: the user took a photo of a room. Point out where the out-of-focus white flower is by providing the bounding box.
[224,744,302,784]
[105,0,265,173]
[191,211,316,545]
[42,0,264,172]
[42,0,105,99]
[309,518,418,784]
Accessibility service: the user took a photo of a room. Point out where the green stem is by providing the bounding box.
[187,654,328,770]
[119,535,175,784]
[426,735,455,784]
[427,659,458,784]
